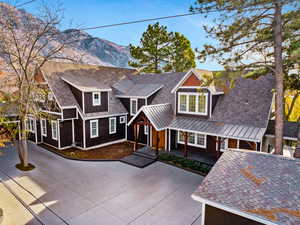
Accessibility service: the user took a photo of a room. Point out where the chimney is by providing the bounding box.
[293,125,300,159]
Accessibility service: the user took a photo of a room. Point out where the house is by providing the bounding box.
[27,61,277,159]
[191,149,300,225]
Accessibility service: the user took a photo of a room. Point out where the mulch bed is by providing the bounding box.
[39,142,135,160]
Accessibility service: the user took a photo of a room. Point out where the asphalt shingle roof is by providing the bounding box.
[192,150,300,225]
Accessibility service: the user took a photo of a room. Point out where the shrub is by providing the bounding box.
[159,153,212,175]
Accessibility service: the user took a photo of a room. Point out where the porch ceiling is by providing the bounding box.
[168,117,265,142]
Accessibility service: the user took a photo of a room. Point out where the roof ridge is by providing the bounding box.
[227,148,300,163]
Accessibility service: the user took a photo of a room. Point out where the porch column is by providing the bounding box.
[184,131,188,158]
[134,123,138,151]
[156,129,159,156]
[216,137,222,158]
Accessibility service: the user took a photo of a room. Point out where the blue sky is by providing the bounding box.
[21,0,222,70]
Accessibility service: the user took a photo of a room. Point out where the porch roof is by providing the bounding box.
[128,103,173,131]
[168,117,265,142]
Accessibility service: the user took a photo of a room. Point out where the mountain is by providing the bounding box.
[0,3,132,68]
[60,29,132,68]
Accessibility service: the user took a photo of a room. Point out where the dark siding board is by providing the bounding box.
[138,99,146,108]
[60,120,73,148]
[205,205,264,225]
[239,140,256,150]
[42,119,59,148]
[63,108,77,119]
[176,88,211,119]
[138,125,147,144]
[74,117,83,147]
[211,95,219,113]
[28,132,36,142]
[85,116,126,148]
[127,125,134,141]
[36,120,41,143]
[84,92,108,113]
[170,130,177,149]
[120,98,131,113]
[68,84,82,109]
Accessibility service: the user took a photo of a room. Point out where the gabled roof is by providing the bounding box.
[266,120,299,141]
[168,117,265,142]
[192,149,300,225]
[40,61,135,117]
[128,103,173,131]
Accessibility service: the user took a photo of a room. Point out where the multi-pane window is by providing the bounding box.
[51,121,58,140]
[109,117,116,134]
[92,92,101,106]
[198,94,206,113]
[131,99,138,115]
[27,118,35,132]
[41,119,47,136]
[178,93,208,115]
[178,131,206,148]
[179,94,187,112]
[90,120,98,138]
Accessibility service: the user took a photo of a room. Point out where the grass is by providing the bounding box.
[159,153,212,175]
[40,142,135,160]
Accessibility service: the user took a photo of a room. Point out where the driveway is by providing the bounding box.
[0,142,203,225]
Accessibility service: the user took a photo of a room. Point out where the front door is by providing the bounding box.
[152,128,165,150]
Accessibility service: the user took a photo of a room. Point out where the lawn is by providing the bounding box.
[39,142,135,160]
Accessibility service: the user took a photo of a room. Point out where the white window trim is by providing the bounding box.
[90,120,99,138]
[92,92,101,106]
[119,116,126,124]
[130,98,138,116]
[27,118,35,133]
[51,121,58,140]
[41,119,47,137]
[109,117,117,134]
[144,125,148,135]
[178,92,208,116]
[177,131,207,148]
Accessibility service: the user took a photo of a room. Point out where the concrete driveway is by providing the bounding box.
[0,142,203,225]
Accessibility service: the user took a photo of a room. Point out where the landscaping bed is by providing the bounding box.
[158,153,212,176]
[39,142,134,160]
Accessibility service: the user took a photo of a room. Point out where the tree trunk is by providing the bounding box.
[18,119,29,167]
[273,1,284,155]
[294,127,300,158]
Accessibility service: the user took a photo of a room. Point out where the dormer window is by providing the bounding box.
[130,99,138,116]
[92,92,101,106]
[178,92,208,115]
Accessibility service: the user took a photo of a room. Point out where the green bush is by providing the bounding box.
[159,153,212,175]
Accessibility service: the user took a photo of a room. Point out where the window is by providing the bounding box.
[198,94,206,113]
[41,119,47,136]
[109,117,116,134]
[189,95,197,112]
[92,92,101,106]
[51,121,58,140]
[130,99,138,115]
[27,118,35,133]
[144,125,148,135]
[90,120,99,138]
[179,94,187,112]
[178,131,207,148]
[178,93,208,115]
[120,116,126,124]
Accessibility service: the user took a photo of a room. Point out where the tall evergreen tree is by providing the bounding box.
[129,23,195,73]
[191,0,300,155]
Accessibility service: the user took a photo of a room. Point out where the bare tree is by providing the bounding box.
[0,2,78,169]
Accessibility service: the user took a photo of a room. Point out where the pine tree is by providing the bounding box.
[129,23,195,73]
[191,0,300,155]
